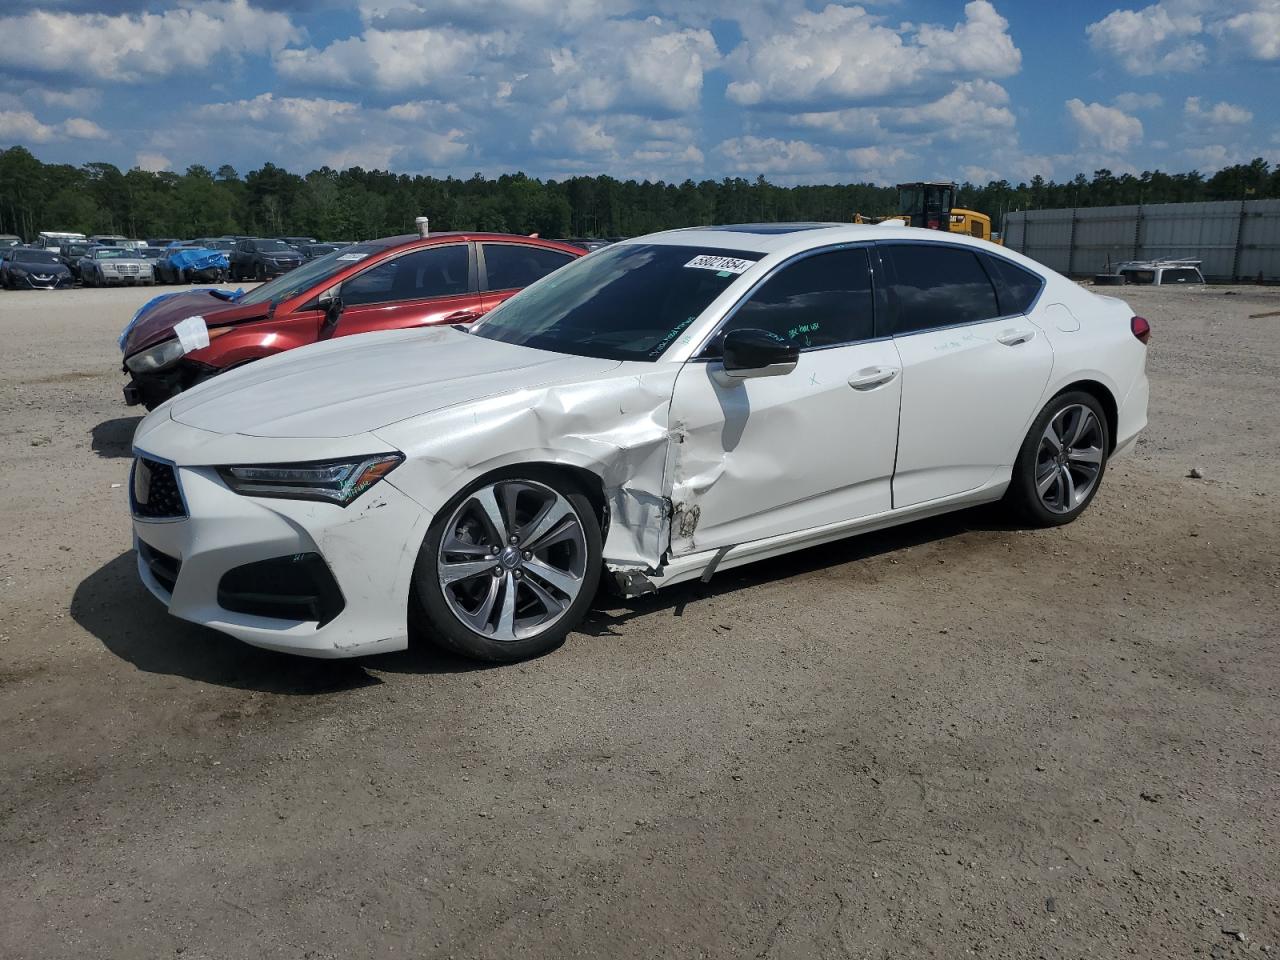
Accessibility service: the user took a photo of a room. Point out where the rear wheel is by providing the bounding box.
[412,469,602,663]
[1005,390,1109,526]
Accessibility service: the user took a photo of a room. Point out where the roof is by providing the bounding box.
[628,222,993,255]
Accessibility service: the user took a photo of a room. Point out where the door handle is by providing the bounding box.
[442,309,480,324]
[997,328,1036,346]
[847,366,900,390]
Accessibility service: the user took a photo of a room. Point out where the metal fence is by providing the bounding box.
[1003,199,1280,281]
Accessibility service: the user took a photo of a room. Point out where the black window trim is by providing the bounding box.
[477,241,577,294]
[689,241,887,362]
[875,239,1046,339]
[336,240,477,309]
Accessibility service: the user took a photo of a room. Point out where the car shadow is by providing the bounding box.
[75,504,1027,687]
[576,502,1029,637]
[91,417,142,458]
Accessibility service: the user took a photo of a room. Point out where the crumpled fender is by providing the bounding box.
[372,361,680,572]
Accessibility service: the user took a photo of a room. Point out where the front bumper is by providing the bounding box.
[123,359,220,408]
[100,273,155,286]
[131,454,429,657]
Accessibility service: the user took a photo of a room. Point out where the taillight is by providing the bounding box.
[1131,315,1151,344]
[926,218,940,230]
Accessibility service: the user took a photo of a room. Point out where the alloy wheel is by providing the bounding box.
[1035,403,1104,514]
[437,480,588,642]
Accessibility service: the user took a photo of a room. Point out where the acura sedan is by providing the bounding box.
[129,223,1150,662]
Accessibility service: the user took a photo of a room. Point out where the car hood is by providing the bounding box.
[166,327,622,440]
[119,289,268,356]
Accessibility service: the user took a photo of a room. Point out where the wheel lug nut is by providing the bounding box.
[513,570,522,579]
[509,535,519,544]
[493,567,502,576]
[523,551,531,560]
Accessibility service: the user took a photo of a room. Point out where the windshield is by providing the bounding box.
[235,242,381,306]
[470,243,763,361]
[15,250,59,264]
[93,248,132,259]
[256,240,293,253]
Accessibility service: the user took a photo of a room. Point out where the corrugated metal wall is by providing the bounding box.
[1003,200,1280,281]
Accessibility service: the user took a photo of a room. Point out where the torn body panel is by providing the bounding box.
[373,361,681,574]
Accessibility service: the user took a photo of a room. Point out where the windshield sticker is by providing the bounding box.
[685,254,753,274]
[173,315,210,353]
[336,253,368,262]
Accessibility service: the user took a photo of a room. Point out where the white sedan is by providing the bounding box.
[129,223,1150,661]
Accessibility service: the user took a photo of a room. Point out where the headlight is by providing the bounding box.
[125,337,185,373]
[217,454,403,506]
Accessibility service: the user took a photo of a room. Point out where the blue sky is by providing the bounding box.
[1,0,1276,184]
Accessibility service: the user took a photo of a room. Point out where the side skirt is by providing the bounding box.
[621,476,1010,593]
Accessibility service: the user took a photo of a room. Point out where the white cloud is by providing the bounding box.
[1183,143,1246,171]
[33,87,101,110]
[725,1,1020,108]
[1086,2,1205,74]
[197,93,359,142]
[0,108,109,143]
[276,26,508,93]
[0,109,60,143]
[1087,1,1280,74]
[1184,96,1253,125]
[135,152,172,173]
[1112,91,1164,110]
[717,136,828,174]
[1212,6,1280,60]
[0,1,301,82]
[1066,98,1144,152]
[60,117,108,140]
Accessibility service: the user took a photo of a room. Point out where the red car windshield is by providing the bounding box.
[236,243,380,307]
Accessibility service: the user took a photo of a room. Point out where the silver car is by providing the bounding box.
[78,246,155,287]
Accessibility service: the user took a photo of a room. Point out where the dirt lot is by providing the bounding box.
[1,282,1278,959]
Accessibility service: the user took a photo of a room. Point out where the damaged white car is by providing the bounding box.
[130,223,1150,661]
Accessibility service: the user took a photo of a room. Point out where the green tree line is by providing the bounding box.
[2,145,1277,242]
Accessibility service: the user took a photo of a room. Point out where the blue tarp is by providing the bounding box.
[166,248,229,271]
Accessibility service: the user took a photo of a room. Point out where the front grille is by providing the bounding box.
[115,264,140,276]
[138,541,181,594]
[132,457,186,519]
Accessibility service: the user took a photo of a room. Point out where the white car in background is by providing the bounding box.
[129,223,1150,662]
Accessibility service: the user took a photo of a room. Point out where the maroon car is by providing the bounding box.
[119,232,584,409]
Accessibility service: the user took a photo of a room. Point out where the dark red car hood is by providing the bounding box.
[119,290,271,357]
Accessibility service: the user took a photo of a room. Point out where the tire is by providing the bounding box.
[1005,390,1110,527]
[411,467,602,663]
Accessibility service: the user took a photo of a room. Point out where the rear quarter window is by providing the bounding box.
[985,255,1046,315]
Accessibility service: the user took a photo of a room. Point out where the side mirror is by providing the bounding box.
[716,328,799,382]
[318,285,344,340]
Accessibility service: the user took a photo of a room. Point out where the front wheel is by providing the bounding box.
[412,469,602,663]
[1005,390,1110,526]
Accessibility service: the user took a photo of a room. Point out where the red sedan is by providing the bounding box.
[119,232,584,409]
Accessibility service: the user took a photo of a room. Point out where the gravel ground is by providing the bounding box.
[1,282,1278,959]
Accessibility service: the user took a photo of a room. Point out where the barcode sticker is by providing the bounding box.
[685,254,753,274]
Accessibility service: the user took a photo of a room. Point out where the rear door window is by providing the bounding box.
[482,244,575,292]
[703,248,875,356]
[1160,268,1203,284]
[881,243,1000,334]
[341,244,470,307]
